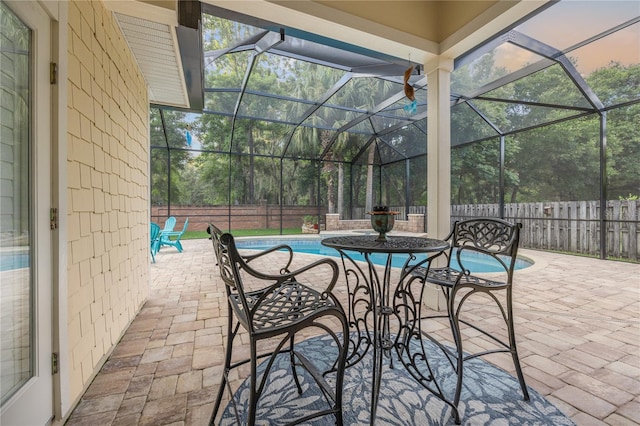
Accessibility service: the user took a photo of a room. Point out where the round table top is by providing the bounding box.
[321,235,449,254]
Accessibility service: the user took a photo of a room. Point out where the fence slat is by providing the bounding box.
[629,201,638,260]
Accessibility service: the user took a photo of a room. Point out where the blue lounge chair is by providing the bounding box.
[158,218,189,252]
[160,216,177,234]
[150,222,160,263]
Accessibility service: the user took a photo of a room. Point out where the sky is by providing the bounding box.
[510,0,640,76]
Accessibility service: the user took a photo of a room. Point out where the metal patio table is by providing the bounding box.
[321,235,460,424]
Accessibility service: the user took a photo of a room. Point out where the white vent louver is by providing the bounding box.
[115,13,188,108]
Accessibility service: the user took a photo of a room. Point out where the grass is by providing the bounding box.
[181,228,303,240]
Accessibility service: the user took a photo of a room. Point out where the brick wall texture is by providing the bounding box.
[151,205,328,232]
[66,0,149,403]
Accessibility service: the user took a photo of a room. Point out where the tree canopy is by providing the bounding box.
[151,41,639,210]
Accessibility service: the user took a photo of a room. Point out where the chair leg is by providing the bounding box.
[210,305,235,425]
[248,344,259,426]
[334,313,349,426]
[289,335,303,394]
[506,297,530,401]
[210,372,228,425]
[510,341,530,401]
[447,288,464,413]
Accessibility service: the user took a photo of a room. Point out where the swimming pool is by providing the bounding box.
[0,252,30,272]
[235,236,533,273]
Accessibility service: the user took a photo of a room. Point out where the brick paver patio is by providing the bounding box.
[65,237,640,425]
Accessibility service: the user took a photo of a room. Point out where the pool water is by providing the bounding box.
[0,252,30,272]
[236,237,532,273]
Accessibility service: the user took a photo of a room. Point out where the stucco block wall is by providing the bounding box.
[66,0,149,403]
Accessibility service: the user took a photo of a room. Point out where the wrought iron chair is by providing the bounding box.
[208,224,349,426]
[207,222,294,270]
[158,217,189,252]
[150,222,160,263]
[413,218,530,411]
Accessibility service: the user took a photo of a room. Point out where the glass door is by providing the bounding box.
[0,1,53,424]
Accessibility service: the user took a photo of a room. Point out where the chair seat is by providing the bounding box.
[230,281,336,332]
[414,266,508,289]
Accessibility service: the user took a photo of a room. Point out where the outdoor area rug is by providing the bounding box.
[219,333,574,425]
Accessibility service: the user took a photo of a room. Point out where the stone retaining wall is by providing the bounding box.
[325,213,425,233]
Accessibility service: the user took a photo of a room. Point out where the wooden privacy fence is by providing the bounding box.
[356,201,638,261]
[451,200,639,262]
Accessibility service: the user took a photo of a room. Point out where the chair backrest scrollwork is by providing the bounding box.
[448,218,522,275]
[207,223,238,292]
[454,219,520,254]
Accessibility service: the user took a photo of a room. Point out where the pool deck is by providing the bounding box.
[64,236,640,425]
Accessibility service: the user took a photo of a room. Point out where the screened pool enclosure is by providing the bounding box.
[151,1,640,262]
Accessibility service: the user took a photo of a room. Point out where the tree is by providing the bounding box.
[149,110,191,206]
[588,62,640,198]
[451,55,639,204]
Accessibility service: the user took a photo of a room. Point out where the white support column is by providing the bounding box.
[425,57,453,240]
[424,57,453,310]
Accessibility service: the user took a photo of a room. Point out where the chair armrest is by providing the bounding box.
[443,223,456,242]
[161,231,182,237]
[401,249,447,280]
[454,246,474,276]
[240,256,340,294]
[243,244,294,273]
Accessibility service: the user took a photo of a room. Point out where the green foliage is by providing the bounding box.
[452,140,501,204]
[302,215,317,225]
[453,59,640,204]
[619,194,639,201]
[151,25,640,214]
[150,110,193,206]
[181,228,303,240]
[508,116,601,202]
[604,103,640,199]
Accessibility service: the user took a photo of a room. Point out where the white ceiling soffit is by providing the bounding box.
[114,12,189,108]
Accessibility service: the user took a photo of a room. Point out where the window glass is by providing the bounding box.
[0,1,32,403]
